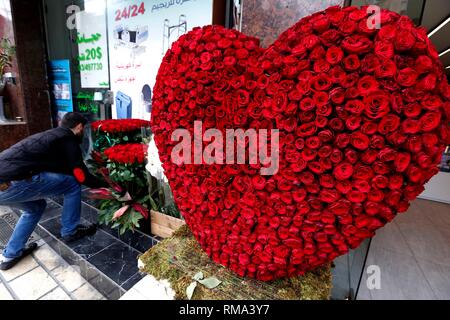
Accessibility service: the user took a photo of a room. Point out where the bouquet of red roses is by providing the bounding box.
[88,119,153,234]
[91,119,151,152]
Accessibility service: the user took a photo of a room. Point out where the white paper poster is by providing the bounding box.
[107,0,214,120]
[76,0,110,88]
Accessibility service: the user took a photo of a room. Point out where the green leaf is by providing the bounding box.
[193,272,204,281]
[148,196,160,211]
[112,222,121,229]
[186,281,197,300]
[198,277,222,289]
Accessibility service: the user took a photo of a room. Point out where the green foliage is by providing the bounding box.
[89,122,182,234]
[92,129,149,153]
[161,202,182,219]
[0,38,15,76]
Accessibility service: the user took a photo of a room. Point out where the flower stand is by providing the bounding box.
[138,225,332,300]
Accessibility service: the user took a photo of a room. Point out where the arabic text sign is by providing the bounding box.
[76,3,110,88]
[151,0,194,12]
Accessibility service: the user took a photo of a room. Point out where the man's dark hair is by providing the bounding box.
[60,112,87,129]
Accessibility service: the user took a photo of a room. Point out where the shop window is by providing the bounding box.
[0,0,25,124]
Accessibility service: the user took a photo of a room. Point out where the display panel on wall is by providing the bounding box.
[107,0,215,120]
[241,0,345,48]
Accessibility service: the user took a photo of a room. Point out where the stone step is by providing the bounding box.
[20,197,157,300]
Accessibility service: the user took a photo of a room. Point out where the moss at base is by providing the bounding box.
[139,225,332,300]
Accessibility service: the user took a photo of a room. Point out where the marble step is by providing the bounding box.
[23,198,158,300]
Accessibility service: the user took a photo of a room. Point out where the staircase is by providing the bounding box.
[9,188,158,300]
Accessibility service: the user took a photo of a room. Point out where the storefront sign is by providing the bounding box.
[76,0,110,88]
[49,59,74,121]
[106,0,213,120]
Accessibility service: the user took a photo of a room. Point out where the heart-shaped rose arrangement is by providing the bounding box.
[151,5,450,281]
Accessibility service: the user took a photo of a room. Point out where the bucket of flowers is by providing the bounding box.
[87,119,152,234]
[87,118,183,236]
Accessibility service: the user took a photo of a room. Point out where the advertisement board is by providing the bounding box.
[76,0,110,89]
[107,0,214,120]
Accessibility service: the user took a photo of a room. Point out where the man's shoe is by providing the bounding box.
[62,224,97,243]
[0,242,38,271]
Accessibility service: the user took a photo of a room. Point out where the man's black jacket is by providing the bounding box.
[0,126,104,188]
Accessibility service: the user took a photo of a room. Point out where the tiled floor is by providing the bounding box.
[35,199,156,299]
[0,242,105,300]
[0,206,105,300]
[357,198,450,300]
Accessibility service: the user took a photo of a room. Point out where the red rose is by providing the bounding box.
[342,54,361,71]
[296,123,317,137]
[361,54,381,74]
[363,91,391,119]
[312,74,332,91]
[318,145,333,158]
[407,166,424,183]
[346,190,366,203]
[375,59,397,78]
[354,164,374,180]
[361,122,378,135]
[318,129,334,143]
[403,103,422,118]
[336,133,350,148]
[342,35,372,54]
[326,46,344,65]
[416,74,437,91]
[358,76,379,95]
[378,24,396,40]
[415,55,433,74]
[394,29,416,51]
[329,87,345,105]
[217,37,232,49]
[378,114,400,134]
[374,41,394,59]
[421,95,443,111]
[333,162,354,180]
[401,119,421,134]
[224,56,237,66]
[394,152,411,172]
[368,189,385,202]
[420,112,442,132]
[422,133,438,148]
[330,149,344,164]
[361,149,378,164]
[313,91,329,107]
[397,68,418,87]
[350,132,370,150]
